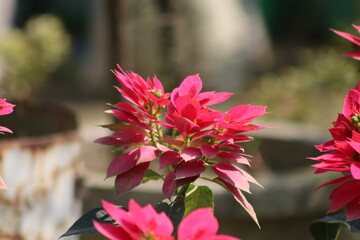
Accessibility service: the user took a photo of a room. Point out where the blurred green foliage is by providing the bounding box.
[243,47,360,128]
[0,14,70,100]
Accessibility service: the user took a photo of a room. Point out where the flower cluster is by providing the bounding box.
[96,65,267,223]
[0,98,14,189]
[94,199,241,240]
[310,25,360,221]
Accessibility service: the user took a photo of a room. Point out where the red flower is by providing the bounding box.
[310,82,360,220]
[332,25,360,60]
[97,66,268,223]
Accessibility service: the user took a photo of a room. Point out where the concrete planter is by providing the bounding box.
[0,102,82,240]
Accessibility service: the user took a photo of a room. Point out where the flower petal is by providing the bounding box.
[178,208,218,240]
[159,151,182,169]
[215,177,259,227]
[175,160,206,180]
[212,162,250,192]
[181,147,202,161]
[200,144,220,158]
[217,152,250,165]
[114,162,150,195]
[331,29,360,46]
[162,170,176,198]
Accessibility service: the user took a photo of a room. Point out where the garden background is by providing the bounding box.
[0,0,359,239]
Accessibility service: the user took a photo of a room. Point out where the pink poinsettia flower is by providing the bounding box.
[331,25,360,60]
[94,199,174,240]
[97,66,267,223]
[94,199,241,240]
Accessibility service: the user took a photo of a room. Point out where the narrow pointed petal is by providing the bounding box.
[344,51,360,60]
[215,177,259,227]
[0,126,12,133]
[331,29,360,45]
[212,162,250,192]
[314,175,352,190]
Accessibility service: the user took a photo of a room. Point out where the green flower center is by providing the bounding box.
[351,114,360,129]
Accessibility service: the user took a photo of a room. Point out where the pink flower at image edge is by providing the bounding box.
[94,199,242,240]
[310,82,360,220]
[0,98,15,189]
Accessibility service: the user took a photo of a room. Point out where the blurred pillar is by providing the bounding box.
[105,0,134,69]
[0,0,16,36]
[0,0,16,89]
[154,0,184,86]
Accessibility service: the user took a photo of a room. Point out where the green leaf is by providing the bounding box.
[142,169,162,183]
[309,212,360,240]
[155,196,185,232]
[184,185,214,216]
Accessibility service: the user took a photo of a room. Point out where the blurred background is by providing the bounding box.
[0,0,360,239]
